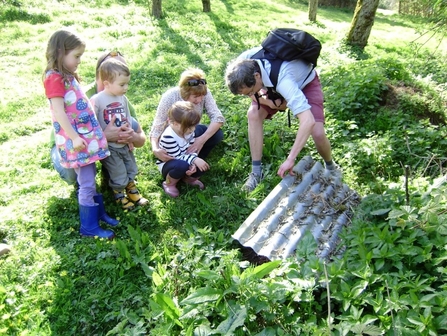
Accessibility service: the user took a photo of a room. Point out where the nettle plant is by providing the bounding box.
[109,226,321,335]
[321,56,447,193]
[326,182,447,335]
[105,181,447,335]
[322,59,389,125]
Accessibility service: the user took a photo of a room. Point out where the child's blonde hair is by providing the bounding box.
[178,68,208,100]
[99,58,130,83]
[95,51,126,77]
[167,101,201,137]
[44,29,85,82]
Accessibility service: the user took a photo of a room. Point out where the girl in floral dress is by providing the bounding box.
[43,29,117,239]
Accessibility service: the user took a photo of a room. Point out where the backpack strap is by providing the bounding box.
[252,52,290,125]
[269,58,283,87]
[251,48,283,86]
[302,65,315,87]
[259,59,285,108]
[252,49,316,128]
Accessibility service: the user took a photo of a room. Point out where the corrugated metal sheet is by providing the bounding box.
[233,156,361,261]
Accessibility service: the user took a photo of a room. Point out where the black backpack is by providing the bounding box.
[250,28,322,119]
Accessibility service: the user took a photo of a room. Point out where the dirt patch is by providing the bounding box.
[381,82,419,108]
[381,82,446,125]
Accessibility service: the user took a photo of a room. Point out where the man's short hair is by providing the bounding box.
[99,58,130,83]
[225,59,258,95]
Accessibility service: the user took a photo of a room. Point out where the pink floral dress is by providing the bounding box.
[44,70,110,169]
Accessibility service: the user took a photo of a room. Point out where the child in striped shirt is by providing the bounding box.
[156,101,210,197]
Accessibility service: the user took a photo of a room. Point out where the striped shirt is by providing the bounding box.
[156,126,197,171]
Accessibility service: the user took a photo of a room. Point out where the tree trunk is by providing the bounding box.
[308,0,319,22]
[346,0,380,49]
[202,0,211,12]
[152,0,162,18]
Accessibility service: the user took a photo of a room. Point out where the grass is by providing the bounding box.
[1,0,447,334]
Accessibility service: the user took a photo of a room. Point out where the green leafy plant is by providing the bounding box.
[1,0,447,335]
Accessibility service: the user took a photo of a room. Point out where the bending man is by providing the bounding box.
[225,47,338,192]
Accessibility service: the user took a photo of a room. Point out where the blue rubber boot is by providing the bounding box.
[79,204,115,239]
[93,194,119,226]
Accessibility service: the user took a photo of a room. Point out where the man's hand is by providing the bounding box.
[255,90,288,111]
[278,110,315,178]
[271,98,287,110]
[277,157,296,178]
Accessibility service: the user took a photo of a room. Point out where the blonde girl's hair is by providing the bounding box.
[99,58,130,83]
[178,68,208,100]
[44,29,85,82]
[167,101,201,137]
[95,50,126,78]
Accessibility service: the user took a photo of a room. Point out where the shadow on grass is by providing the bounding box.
[44,189,158,334]
[0,7,51,24]
[41,160,253,334]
